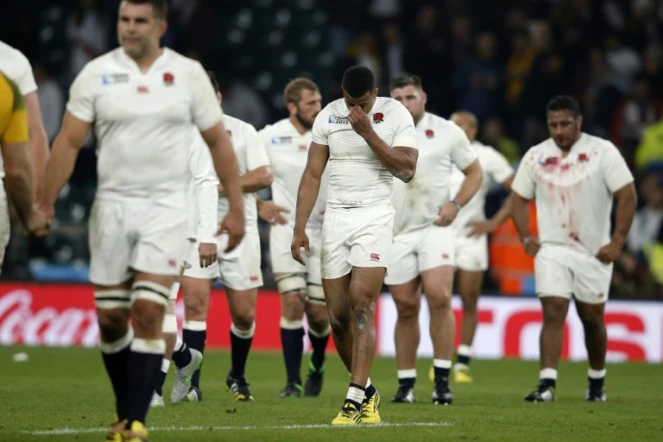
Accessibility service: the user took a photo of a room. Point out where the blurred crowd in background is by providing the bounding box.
[1,0,662,300]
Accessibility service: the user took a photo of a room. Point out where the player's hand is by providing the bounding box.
[522,235,541,257]
[26,205,52,237]
[217,209,245,253]
[596,241,623,264]
[467,220,497,237]
[258,200,290,225]
[347,106,373,138]
[291,229,310,265]
[198,242,217,268]
[435,202,459,227]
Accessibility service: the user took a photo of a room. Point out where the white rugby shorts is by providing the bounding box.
[88,200,188,285]
[454,233,489,272]
[321,205,394,280]
[184,231,263,291]
[535,245,613,304]
[385,224,455,286]
[270,222,322,285]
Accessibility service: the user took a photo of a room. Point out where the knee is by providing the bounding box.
[579,310,604,329]
[328,307,350,335]
[543,303,568,327]
[306,304,330,332]
[351,301,376,332]
[233,309,256,331]
[461,295,478,314]
[395,297,420,321]
[184,290,207,320]
[131,300,164,331]
[97,310,129,341]
[426,287,452,312]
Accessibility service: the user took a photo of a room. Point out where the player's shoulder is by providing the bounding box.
[258,118,292,137]
[0,41,30,68]
[525,137,557,157]
[223,113,257,137]
[579,133,617,150]
[322,98,346,114]
[474,141,502,158]
[162,47,204,71]
[426,112,468,139]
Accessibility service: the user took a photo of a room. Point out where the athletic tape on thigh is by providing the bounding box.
[305,283,326,305]
[94,289,131,310]
[276,273,307,295]
[131,281,170,307]
[162,313,178,334]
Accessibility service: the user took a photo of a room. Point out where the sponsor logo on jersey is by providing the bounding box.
[137,85,149,94]
[271,136,293,144]
[329,115,349,124]
[101,73,129,85]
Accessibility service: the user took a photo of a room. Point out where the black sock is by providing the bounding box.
[281,323,304,385]
[127,339,165,425]
[365,382,377,400]
[229,324,254,379]
[398,377,416,389]
[434,366,451,384]
[456,354,471,366]
[589,376,604,390]
[183,326,206,388]
[171,341,192,369]
[154,367,166,396]
[101,342,131,421]
[308,329,330,371]
[541,378,557,388]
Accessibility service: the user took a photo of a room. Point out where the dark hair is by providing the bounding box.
[124,0,168,19]
[284,77,319,105]
[207,70,220,94]
[390,73,423,91]
[341,66,375,98]
[545,95,581,118]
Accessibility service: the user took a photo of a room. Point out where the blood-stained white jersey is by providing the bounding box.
[312,97,416,209]
[187,132,218,243]
[218,114,270,235]
[66,47,223,208]
[512,133,634,255]
[0,41,38,179]
[259,118,328,229]
[449,141,514,234]
[392,112,476,235]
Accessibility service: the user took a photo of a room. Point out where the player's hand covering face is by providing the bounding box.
[347,106,373,138]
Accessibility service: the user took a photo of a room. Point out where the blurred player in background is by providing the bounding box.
[257,78,331,398]
[39,1,244,440]
[0,71,50,247]
[0,40,49,202]
[386,74,482,405]
[292,66,418,424]
[447,111,515,384]
[511,96,636,403]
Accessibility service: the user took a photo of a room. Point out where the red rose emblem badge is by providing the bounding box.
[163,72,174,86]
[425,129,435,139]
[372,112,384,124]
[543,157,559,166]
[578,153,589,162]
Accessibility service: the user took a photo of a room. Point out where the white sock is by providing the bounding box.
[457,344,472,357]
[174,335,184,352]
[365,377,373,389]
[540,368,558,380]
[346,385,365,405]
[588,368,606,379]
[397,369,417,380]
[433,359,452,369]
[161,358,171,373]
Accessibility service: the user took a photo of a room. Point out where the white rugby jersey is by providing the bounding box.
[0,41,38,178]
[259,118,328,229]
[449,141,514,234]
[217,114,270,235]
[512,133,634,255]
[392,112,476,235]
[66,47,223,208]
[187,132,218,243]
[312,97,416,209]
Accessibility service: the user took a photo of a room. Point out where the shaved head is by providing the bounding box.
[450,111,478,142]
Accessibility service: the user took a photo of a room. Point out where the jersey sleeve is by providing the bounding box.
[450,129,477,170]
[245,123,271,171]
[12,49,37,95]
[391,103,416,148]
[1,75,29,144]
[189,61,223,132]
[189,138,220,244]
[602,143,634,193]
[486,148,514,184]
[311,109,330,145]
[66,64,96,123]
[511,150,536,199]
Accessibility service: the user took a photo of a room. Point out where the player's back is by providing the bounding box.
[317,97,414,209]
[67,47,222,208]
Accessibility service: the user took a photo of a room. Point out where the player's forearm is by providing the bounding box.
[1,145,34,226]
[41,135,80,208]
[237,166,273,193]
[511,193,531,241]
[612,184,637,246]
[27,123,49,201]
[489,194,513,227]
[452,161,483,207]
[196,183,218,243]
[294,170,321,233]
[364,130,417,182]
[209,139,244,215]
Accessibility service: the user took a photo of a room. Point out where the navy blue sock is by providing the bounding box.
[281,323,304,385]
[101,345,131,420]
[183,326,206,388]
[126,339,164,425]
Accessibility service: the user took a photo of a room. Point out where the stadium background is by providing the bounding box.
[0,0,662,362]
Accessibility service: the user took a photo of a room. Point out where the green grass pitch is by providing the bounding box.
[0,346,661,441]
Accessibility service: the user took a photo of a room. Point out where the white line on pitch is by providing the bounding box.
[27,421,454,435]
